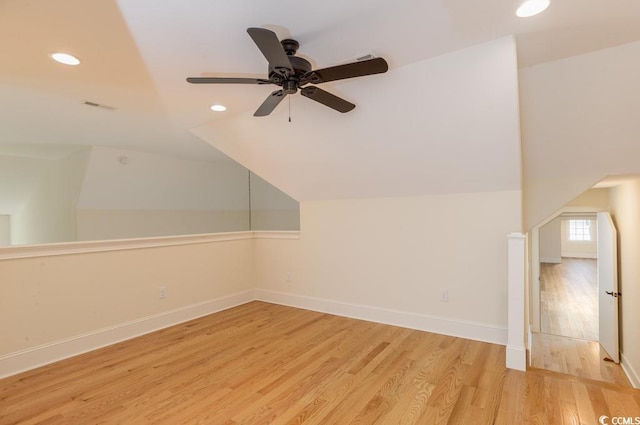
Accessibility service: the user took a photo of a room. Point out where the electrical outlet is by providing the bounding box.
[159,286,167,299]
[286,272,292,282]
[440,289,448,302]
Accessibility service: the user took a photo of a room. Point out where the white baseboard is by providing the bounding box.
[0,290,255,379]
[526,325,533,367]
[621,352,640,389]
[1,289,510,380]
[506,346,527,371]
[254,289,507,346]
[561,253,597,259]
[540,257,562,264]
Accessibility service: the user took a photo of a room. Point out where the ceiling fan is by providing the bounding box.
[186,27,389,117]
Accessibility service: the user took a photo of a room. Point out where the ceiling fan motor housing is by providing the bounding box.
[282,80,297,94]
[269,53,311,78]
[280,39,299,56]
[269,46,312,94]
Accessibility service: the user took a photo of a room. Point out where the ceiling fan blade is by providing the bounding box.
[254,90,287,116]
[186,77,272,84]
[300,87,355,113]
[247,27,293,77]
[302,57,388,85]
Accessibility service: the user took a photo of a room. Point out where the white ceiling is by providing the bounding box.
[2,0,640,199]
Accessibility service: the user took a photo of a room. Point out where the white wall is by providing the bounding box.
[539,217,561,263]
[11,149,90,245]
[3,146,299,244]
[520,40,640,230]
[609,178,640,387]
[249,172,300,231]
[77,209,250,240]
[0,155,49,215]
[76,146,251,239]
[78,146,249,211]
[253,190,522,343]
[0,216,10,246]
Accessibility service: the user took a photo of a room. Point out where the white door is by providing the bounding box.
[597,212,620,363]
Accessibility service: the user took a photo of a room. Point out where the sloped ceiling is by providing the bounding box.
[192,37,522,201]
[2,0,640,200]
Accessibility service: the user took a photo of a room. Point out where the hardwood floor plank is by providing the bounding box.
[1,301,638,424]
[573,382,597,425]
[493,370,525,425]
[531,330,630,386]
[535,257,630,387]
[540,258,598,341]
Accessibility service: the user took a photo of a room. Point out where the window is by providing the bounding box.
[568,219,592,241]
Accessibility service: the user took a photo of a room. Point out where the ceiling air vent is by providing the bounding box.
[82,100,117,111]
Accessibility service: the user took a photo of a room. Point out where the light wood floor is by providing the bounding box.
[1,302,639,424]
[531,333,631,387]
[536,258,630,386]
[540,258,598,341]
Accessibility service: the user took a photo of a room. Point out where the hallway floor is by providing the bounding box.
[530,332,631,386]
[540,258,597,341]
[535,258,629,386]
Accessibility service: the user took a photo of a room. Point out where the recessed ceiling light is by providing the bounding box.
[51,52,80,65]
[516,0,550,17]
[210,104,227,112]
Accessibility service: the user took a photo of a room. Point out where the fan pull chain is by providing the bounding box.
[288,96,291,122]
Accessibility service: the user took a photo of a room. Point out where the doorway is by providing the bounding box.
[530,213,629,386]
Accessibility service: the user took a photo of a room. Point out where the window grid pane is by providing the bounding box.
[568,219,591,241]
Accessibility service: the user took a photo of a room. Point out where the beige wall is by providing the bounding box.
[1,190,520,374]
[609,178,640,386]
[253,190,522,330]
[0,239,252,356]
[566,188,610,209]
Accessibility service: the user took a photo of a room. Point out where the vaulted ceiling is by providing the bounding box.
[2,0,640,200]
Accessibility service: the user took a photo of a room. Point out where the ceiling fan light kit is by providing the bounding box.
[187,27,389,117]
